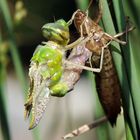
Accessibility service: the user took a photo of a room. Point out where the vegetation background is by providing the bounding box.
[0,0,140,140]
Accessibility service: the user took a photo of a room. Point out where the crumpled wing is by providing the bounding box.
[24,62,50,129]
[29,86,50,129]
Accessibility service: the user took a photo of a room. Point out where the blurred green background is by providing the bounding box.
[0,0,140,140]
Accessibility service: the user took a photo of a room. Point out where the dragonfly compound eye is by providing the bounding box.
[42,19,70,45]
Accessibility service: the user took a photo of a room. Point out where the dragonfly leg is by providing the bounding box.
[113,26,135,38]
[103,26,135,45]
[104,32,127,45]
[87,41,112,73]
[90,46,105,73]
[65,32,93,51]
[67,9,80,26]
[79,10,89,37]
[87,40,113,73]
[94,0,102,24]
[64,60,100,73]
[65,14,92,51]
[64,36,85,50]
[64,45,104,74]
[88,54,93,68]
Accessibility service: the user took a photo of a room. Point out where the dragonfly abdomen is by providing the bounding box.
[94,48,121,125]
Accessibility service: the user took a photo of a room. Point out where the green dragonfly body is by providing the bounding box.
[24,19,71,129]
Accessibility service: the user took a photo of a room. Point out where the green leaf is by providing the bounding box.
[101,0,139,139]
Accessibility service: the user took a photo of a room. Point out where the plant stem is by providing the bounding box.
[0,0,27,93]
[0,1,41,140]
[62,116,107,139]
[0,49,11,140]
[101,0,138,139]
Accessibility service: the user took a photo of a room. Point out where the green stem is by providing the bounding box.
[0,0,41,140]
[0,58,11,140]
[75,0,89,10]
[0,0,27,93]
[113,0,140,134]
[101,0,138,139]
[0,29,11,140]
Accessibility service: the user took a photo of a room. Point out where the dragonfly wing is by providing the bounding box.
[25,62,51,129]
[29,85,50,130]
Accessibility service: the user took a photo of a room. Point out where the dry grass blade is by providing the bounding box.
[62,116,107,139]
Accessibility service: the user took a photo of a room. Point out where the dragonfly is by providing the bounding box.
[24,19,92,129]
[24,7,134,130]
[67,6,134,126]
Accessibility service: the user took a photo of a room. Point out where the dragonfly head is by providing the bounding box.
[42,19,70,46]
